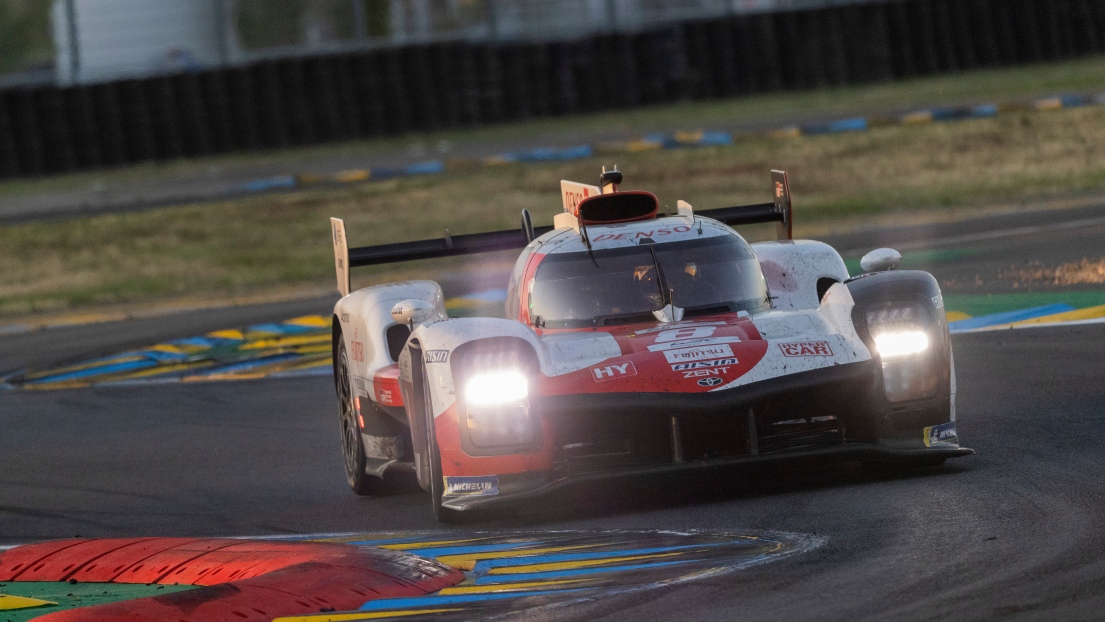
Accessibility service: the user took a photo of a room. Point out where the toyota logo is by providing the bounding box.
[697,377,723,387]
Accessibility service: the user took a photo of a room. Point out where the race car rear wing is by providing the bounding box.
[330,170,792,297]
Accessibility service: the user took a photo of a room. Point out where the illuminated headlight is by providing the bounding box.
[463,370,535,448]
[866,303,938,402]
[465,371,528,405]
[873,330,929,358]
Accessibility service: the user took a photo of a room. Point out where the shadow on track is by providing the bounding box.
[431,459,975,527]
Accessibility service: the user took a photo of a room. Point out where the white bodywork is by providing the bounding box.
[336,213,874,420]
[334,280,446,401]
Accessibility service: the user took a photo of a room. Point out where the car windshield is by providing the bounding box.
[529,234,767,328]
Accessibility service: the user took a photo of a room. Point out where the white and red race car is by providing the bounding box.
[329,169,971,521]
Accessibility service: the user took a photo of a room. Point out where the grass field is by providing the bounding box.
[3,56,1105,318]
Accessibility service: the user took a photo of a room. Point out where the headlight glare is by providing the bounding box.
[873,330,929,358]
[464,370,528,406]
[462,369,535,449]
[865,301,939,402]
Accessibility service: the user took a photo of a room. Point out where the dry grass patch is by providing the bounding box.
[3,103,1105,316]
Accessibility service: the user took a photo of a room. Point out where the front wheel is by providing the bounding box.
[421,361,467,523]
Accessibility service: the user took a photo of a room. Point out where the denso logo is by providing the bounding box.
[565,188,593,213]
[778,341,833,357]
[591,226,691,242]
[591,361,637,382]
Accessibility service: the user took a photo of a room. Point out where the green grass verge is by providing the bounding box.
[5,59,1105,317]
[842,248,983,276]
[0,582,193,622]
[944,292,1105,318]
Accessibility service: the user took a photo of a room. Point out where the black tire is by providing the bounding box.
[336,339,391,496]
[422,361,467,523]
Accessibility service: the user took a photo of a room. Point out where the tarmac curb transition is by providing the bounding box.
[0,538,462,622]
[0,531,823,621]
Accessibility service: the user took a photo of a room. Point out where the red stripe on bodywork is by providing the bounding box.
[539,314,768,396]
[373,363,404,407]
[435,404,555,476]
[0,538,463,622]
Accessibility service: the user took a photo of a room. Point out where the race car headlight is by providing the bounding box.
[462,370,535,448]
[866,302,938,402]
[873,330,929,358]
[465,370,528,406]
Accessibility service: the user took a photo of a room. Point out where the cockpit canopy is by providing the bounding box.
[527,233,768,328]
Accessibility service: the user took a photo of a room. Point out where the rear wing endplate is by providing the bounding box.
[695,170,792,240]
[330,217,351,297]
[329,170,793,296]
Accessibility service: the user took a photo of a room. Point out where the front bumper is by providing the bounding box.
[442,360,970,511]
[442,441,973,511]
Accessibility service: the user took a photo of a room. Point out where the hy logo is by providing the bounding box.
[591,362,637,382]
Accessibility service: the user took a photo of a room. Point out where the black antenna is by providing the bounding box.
[599,165,622,193]
[521,209,535,243]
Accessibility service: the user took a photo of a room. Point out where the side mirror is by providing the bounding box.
[860,248,902,273]
[391,299,437,327]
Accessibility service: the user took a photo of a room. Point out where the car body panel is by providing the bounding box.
[330,176,969,515]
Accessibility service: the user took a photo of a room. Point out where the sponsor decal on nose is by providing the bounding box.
[671,357,738,371]
[778,341,833,357]
[591,361,638,381]
[663,344,735,363]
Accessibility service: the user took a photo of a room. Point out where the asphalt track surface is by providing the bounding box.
[4,203,1105,620]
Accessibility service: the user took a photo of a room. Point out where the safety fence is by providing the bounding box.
[2,0,1104,180]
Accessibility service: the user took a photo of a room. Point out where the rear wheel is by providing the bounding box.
[336,339,392,496]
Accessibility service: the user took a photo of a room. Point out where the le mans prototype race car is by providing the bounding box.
[328,169,971,521]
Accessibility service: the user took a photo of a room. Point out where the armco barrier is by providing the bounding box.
[2,0,1105,180]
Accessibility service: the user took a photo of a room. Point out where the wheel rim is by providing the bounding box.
[337,347,359,484]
